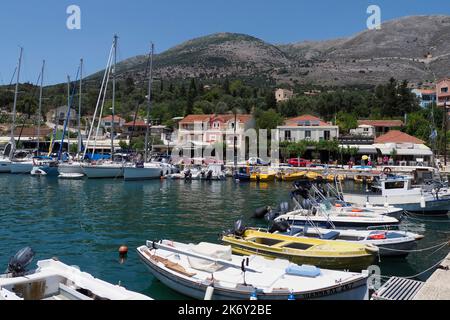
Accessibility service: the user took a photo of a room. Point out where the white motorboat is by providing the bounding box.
[283,225,423,257]
[82,162,124,179]
[344,175,450,215]
[203,164,226,181]
[123,162,162,181]
[58,162,84,175]
[33,157,59,176]
[137,240,369,300]
[58,173,84,180]
[0,248,150,300]
[31,167,47,176]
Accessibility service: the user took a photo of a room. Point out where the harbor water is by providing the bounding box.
[0,174,449,300]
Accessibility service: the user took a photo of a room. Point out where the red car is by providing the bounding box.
[288,158,312,167]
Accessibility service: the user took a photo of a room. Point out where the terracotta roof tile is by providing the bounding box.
[375,130,424,144]
[284,114,330,126]
[180,114,253,124]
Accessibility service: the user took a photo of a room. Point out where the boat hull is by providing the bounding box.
[0,159,11,173]
[58,163,84,175]
[137,249,369,300]
[375,239,418,257]
[123,167,162,181]
[279,216,399,230]
[10,161,33,174]
[225,244,375,272]
[344,194,450,215]
[82,165,124,179]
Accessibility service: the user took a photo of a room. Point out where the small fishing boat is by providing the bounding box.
[279,171,307,181]
[203,164,226,181]
[58,173,84,180]
[306,171,322,180]
[234,167,251,181]
[0,248,151,300]
[33,156,59,176]
[221,228,378,271]
[137,240,370,300]
[344,174,450,215]
[283,225,423,257]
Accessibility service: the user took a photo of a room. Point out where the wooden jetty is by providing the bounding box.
[414,253,450,300]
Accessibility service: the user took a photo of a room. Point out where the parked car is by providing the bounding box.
[288,158,312,167]
[247,157,271,166]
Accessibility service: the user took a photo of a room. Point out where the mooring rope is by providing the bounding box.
[378,241,449,253]
[379,257,448,280]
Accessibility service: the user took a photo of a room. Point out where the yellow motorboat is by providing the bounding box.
[221,229,378,271]
[280,171,307,181]
[354,175,374,184]
[250,172,275,182]
[306,171,322,180]
[326,174,345,182]
[258,173,276,182]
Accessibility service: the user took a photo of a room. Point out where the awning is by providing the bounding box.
[340,145,378,154]
[376,147,432,156]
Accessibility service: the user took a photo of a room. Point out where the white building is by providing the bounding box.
[350,125,376,137]
[177,114,255,151]
[277,115,339,142]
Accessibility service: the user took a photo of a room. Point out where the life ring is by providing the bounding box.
[383,167,392,175]
[351,209,363,213]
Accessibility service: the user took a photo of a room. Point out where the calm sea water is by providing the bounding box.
[0,175,449,300]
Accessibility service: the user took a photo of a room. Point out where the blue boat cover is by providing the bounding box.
[320,230,341,240]
[285,264,321,278]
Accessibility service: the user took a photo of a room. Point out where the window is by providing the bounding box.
[441,87,448,93]
[284,130,291,141]
[213,122,220,129]
[384,181,405,189]
[324,131,331,141]
[305,131,311,139]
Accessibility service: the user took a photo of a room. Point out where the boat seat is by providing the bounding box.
[58,283,93,300]
[320,231,340,240]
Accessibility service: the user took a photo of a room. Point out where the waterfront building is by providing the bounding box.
[177,114,255,152]
[277,115,339,143]
[357,120,403,138]
[100,115,126,130]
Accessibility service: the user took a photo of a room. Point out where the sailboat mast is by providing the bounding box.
[144,43,154,162]
[67,75,71,155]
[9,47,23,158]
[111,34,118,158]
[37,60,45,154]
[78,58,83,155]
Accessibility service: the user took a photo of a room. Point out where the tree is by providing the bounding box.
[256,109,283,130]
[336,112,357,133]
[265,91,277,110]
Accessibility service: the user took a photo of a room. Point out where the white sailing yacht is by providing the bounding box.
[123,43,164,181]
[58,59,85,176]
[1,48,23,173]
[82,35,125,179]
[11,59,46,174]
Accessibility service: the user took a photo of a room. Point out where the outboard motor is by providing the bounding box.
[233,220,247,237]
[184,169,192,180]
[7,247,35,277]
[269,220,290,234]
[252,206,270,219]
[206,170,213,181]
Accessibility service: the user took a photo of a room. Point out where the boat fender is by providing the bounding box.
[288,291,295,300]
[420,196,426,208]
[253,206,270,219]
[250,289,258,300]
[204,285,214,300]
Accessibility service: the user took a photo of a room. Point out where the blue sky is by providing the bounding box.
[1,0,449,85]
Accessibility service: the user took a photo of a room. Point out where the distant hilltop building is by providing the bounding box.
[275,88,294,103]
[437,79,450,107]
[46,106,77,126]
[411,88,436,108]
